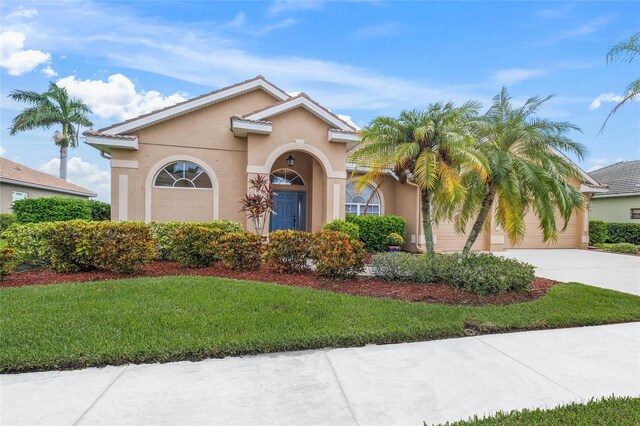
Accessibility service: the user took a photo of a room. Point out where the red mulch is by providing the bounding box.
[1,261,558,306]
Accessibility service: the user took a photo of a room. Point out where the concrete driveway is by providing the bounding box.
[2,323,639,425]
[499,249,640,296]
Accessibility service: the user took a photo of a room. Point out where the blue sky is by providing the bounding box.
[1,0,638,201]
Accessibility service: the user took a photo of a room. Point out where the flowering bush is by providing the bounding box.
[170,224,224,268]
[264,230,314,273]
[311,231,365,279]
[0,248,16,281]
[218,232,263,271]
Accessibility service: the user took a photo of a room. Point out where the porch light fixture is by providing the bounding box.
[286,153,295,167]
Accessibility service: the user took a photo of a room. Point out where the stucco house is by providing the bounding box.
[588,160,640,223]
[0,157,96,214]
[84,76,604,251]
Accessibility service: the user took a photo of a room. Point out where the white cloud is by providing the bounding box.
[352,23,403,39]
[0,146,5,157]
[56,74,188,120]
[589,92,624,110]
[535,17,610,46]
[7,6,38,19]
[268,0,323,16]
[253,18,298,35]
[587,157,624,172]
[492,68,546,85]
[39,157,111,201]
[225,12,246,28]
[0,31,51,76]
[337,114,361,131]
[42,65,57,77]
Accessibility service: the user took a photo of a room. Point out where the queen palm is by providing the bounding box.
[350,102,486,258]
[599,32,640,132]
[457,88,587,254]
[9,83,93,180]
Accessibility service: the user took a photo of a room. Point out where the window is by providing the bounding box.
[12,191,28,202]
[154,161,212,189]
[345,181,380,216]
[271,169,304,186]
[631,208,640,220]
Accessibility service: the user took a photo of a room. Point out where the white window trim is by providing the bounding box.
[271,168,305,186]
[153,161,214,190]
[345,180,383,216]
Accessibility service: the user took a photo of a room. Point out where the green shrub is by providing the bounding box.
[264,230,314,273]
[311,231,365,279]
[370,252,440,283]
[322,220,360,240]
[88,200,111,221]
[0,248,16,280]
[46,220,95,272]
[438,253,535,295]
[3,222,54,266]
[589,220,608,245]
[387,232,404,246]
[0,213,15,234]
[218,232,263,271]
[606,222,640,245]
[78,222,155,273]
[12,197,92,224]
[170,224,223,268]
[608,242,639,254]
[346,214,407,252]
[150,220,244,260]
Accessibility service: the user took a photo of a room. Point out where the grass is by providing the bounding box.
[443,396,640,425]
[1,276,639,373]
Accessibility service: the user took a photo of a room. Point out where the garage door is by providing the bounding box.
[509,209,580,249]
[434,220,489,252]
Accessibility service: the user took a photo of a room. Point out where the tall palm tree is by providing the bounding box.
[8,83,93,180]
[457,88,587,254]
[349,102,486,257]
[600,32,640,132]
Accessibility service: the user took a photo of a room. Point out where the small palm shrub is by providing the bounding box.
[608,242,639,254]
[0,248,16,280]
[311,231,365,279]
[589,220,608,246]
[170,224,223,268]
[264,230,314,273]
[218,232,263,271]
[322,220,360,240]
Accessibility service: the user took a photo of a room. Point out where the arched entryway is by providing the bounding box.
[268,151,326,232]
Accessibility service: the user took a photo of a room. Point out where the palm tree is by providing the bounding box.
[8,83,93,180]
[600,32,640,132]
[457,88,587,254]
[349,102,486,258]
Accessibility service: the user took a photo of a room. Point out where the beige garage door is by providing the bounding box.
[509,209,580,249]
[435,220,489,252]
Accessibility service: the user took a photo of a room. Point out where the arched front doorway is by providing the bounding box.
[268,151,326,232]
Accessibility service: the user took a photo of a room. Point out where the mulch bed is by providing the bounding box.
[1,261,558,306]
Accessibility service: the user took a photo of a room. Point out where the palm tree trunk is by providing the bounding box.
[59,124,68,180]
[421,190,436,258]
[462,185,497,255]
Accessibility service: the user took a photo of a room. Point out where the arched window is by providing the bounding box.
[154,161,212,189]
[271,168,304,185]
[345,181,381,216]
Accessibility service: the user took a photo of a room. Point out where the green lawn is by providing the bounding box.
[1,276,639,373]
[443,396,640,425]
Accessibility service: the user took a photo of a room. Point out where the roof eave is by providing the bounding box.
[0,177,96,197]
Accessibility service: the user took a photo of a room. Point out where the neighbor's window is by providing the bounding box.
[271,169,304,186]
[11,191,28,202]
[631,208,640,220]
[154,161,212,188]
[345,181,380,216]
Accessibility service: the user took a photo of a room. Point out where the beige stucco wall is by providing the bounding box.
[0,182,89,214]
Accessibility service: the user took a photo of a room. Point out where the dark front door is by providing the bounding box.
[270,191,306,231]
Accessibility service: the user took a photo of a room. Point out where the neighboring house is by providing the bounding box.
[0,157,96,213]
[84,75,604,251]
[588,160,640,223]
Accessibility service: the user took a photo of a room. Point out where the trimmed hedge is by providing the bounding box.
[0,213,15,234]
[606,222,640,245]
[322,220,360,240]
[12,197,113,223]
[589,220,608,246]
[218,232,263,271]
[370,252,535,295]
[3,222,54,266]
[264,230,314,273]
[311,230,365,279]
[169,224,223,268]
[346,214,407,252]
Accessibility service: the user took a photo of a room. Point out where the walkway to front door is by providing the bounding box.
[270,191,306,231]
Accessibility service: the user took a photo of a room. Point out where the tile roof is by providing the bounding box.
[589,160,640,197]
[83,130,137,140]
[0,157,96,197]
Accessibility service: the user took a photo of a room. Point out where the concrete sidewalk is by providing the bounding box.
[2,323,639,425]
[500,249,640,295]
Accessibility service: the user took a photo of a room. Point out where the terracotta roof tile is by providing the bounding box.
[0,157,96,197]
[83,130,137,140]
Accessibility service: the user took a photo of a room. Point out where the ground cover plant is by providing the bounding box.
[442,395,640,426]
[1,276,639,373]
